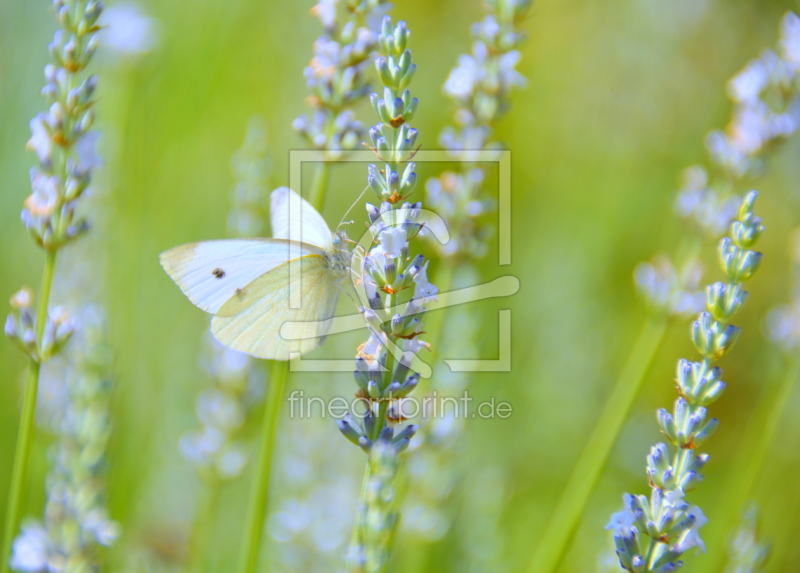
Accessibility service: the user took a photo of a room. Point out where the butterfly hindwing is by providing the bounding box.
[210,254,340,360]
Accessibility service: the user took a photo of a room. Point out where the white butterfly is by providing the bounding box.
[160,187,350,360]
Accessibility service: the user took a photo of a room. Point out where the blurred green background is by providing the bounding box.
[2,0,800,571]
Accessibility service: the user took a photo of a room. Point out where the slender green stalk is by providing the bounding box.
[181,118,270,571]
[222,3,381,568]
[349,463,372,555]
[706,360,800,572]
[3,0,105,566]
[730,361,800,506]
[527,237,700,573]
[1,366,41,573]
[237,360,289,573]
[1,251,56,573]
[307,161,330,214]
[188,478,222,573]
[528,317,668,573]
[767,485,800,570]
[34,254,57,343]
[235,158,330,573]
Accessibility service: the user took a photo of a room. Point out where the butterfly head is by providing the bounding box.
[332,230,347,247]
[328,231,352,278]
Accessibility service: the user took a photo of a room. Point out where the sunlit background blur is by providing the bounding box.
[2,0,800,571]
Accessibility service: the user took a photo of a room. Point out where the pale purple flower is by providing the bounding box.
[99,3,158,55]
[727,60,769,104]
[443,54,481,99]
[312,0,337,29]
[75,131,102,171]
[664,489,686,506]
[674,506,708,554]
[413,262,438,302]
[179,427,226,465]
[765,303,800,349]
[473,15,501,43]
[197,388,245,433]
[780,11,800,66]
[399,338,428,369]
[706,130,751,179]
[206,333,251,380]
[606,494,639,536]
[81,509,120,547]
[606,508,637,537]
[217,448,248,479]
[307,37,342,81]
[379,227,407,259]
[499,50,526,90]
[25,170,60,217]
[27,114,53,165]
[10,522,49,572]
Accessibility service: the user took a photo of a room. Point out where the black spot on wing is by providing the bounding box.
[212,268,225,279]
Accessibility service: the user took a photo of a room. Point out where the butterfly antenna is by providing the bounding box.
[338,185,370,231]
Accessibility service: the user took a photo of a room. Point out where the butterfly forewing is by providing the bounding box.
[159,238,318,315]
[161,187,346,360]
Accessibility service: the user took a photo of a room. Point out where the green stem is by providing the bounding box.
[188,478,222,573]
[1,250,57,573]
[372,402,390,442]
[235,160,331,573]
[706,360,800,572]
[644,537,659,570]
[307,161,330,213]
[347,462,372,571]
[370,289,397,443]
[526,317,669,573]
[737,360,800,497]
[237,360,289,573]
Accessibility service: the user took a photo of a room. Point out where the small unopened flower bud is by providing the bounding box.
[83,35,100,62]
[691,312,740,360]
[84,1,104,25]
[338,414,366,446]
[10,287,34,309]
[23,329,38,356]
[390,314,404,335]
[367,380,381,400]
[78,109,95,134]
[56,5,70,27]
[5,315,17,339]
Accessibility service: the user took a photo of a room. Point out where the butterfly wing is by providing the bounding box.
[210,254,340,360]
[270,187,333,251]
[159,239,315,314]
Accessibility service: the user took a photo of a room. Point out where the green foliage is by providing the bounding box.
[1,1,800,573]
